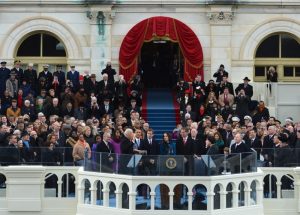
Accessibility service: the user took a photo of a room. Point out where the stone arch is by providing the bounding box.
[239,18,300,60]
[1,16,83,59]
[226,182,235,208]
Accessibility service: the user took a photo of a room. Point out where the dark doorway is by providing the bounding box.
[140,40,183,89]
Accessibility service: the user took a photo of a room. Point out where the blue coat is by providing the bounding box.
[67,71,79,91]
[0,67,10,96]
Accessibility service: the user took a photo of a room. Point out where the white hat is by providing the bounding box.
[244,115,252,121]
[38,112,44,117]
[185,113,191,119]
[232,116,240,122]
[285,117,294,123]
[43,64,49,68]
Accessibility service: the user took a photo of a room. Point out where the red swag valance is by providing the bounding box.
[119,16,204,82]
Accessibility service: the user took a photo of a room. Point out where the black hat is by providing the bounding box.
[220,64,224,68]
[56,64,62,68]
[10,71,17,76]
[1,61,7,65]
[243,77,251,81]
[14,60,21,64]
[11,98,17,102]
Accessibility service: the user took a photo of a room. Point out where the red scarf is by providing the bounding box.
[17,95,22,108]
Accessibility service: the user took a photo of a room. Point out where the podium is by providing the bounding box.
[158,155,184,176]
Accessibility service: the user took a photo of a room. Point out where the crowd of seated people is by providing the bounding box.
[0,60,299,172]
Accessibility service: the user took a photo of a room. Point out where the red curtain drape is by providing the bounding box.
[119,16,203,82]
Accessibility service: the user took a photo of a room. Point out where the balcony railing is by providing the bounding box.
[84,152,257,176]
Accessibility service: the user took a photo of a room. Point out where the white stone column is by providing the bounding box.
[244,188,251,206]
[207,6,234,80]
[115,190,122,209]
[90,188,97,205]
[57,180,62,198]
[256,186,264,205]
[169,191,174,210]
[206,191,215,211]
[88,7,114,77]
[187,191,193,210]
[4,166,45,212]
[150,191,156,210]
[220,191,227,209]
[77,186,84,204]
[232,189,239,207]
[276,182,282,199]
[102,189,110,207]
[128,191,136,210]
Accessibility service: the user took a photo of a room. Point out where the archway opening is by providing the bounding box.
[119,16,203,85]
[140,40,183,89]
[15,31,68,73]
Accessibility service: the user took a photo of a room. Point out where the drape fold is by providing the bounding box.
[119,16,203,82]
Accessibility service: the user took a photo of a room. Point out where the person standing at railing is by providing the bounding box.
[266,66,278,95]
[72,133,91,166]
[96,132,114,173]
[262,126,276,166]
[273,133,293,167]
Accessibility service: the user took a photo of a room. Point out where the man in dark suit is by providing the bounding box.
[85,74,99,96]
[235,77,253,99]
[99,98,114,117]
[67,65,80,92]
[218,75,234,95]
[23,63,38,93]
[11,60,23,84]
[98,73,114,99]
[182,104,196,122]
[192,74,206,93]
[140,129,159,175]
[120,129,134,174]
[38,64,53,87]
[101,62,116,85]
[0,61,11,97]
[53,65,66,88]
[213,64,229,83]
[176,127,194,176]
[246,129,262,159]
[230,133,250,154]
[96,132,114,173]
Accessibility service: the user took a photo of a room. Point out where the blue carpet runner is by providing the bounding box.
[142,89,177,141]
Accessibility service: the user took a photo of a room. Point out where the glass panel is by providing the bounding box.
[255,66,265,76]
[255,35,279,58]
[295,67,300,77]
[17,34,41,56]
[42,34,66,57]
[281,34,300,58]
[284,66,294,77]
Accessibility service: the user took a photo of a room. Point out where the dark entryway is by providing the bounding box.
[140,40,183,89]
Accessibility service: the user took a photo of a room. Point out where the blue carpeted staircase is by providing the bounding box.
[142,89,178,141]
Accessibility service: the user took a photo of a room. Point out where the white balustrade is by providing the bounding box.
[76,168,264,215]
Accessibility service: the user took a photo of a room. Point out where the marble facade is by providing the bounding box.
[0,0,300,82]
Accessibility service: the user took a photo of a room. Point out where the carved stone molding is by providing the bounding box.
[86,10,115,25]
[207,11,234,25]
